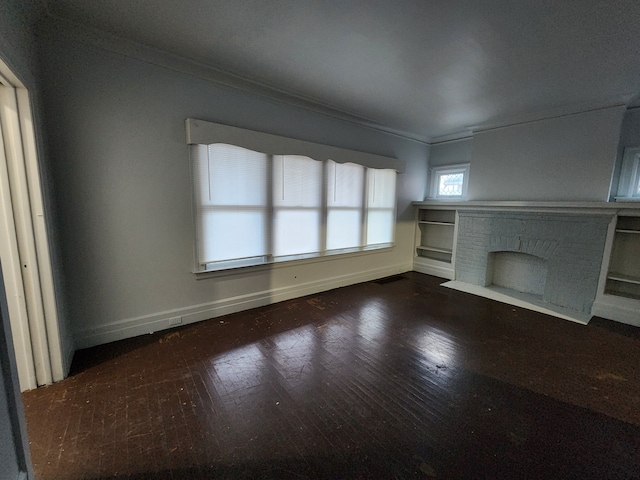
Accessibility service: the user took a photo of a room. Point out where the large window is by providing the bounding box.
[191,144,397,272]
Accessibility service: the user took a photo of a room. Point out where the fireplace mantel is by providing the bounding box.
[413,200,640,215]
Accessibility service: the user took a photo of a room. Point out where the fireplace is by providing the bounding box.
[488,251,548,295]
[446,210,611,323]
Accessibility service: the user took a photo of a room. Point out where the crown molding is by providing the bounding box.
[467,102,630,134]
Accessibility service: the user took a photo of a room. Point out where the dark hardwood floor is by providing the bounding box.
[22,273,640,479]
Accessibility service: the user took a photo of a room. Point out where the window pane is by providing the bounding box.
[327,209,362,250]
[327,161,365,207]
[207,144,268,206]
[367,210,394,245]
[273,210,321,256]
[326,161,365,250]
[273,156,323,256]
[199,209,268,263]
[192,144,269,265]
[438,173,464,196]
[367,169,396,207]
[366,169,396,246]
[273,155,323,207]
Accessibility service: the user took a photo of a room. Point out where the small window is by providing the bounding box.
[615,147,640,201]
[429,164,469,200]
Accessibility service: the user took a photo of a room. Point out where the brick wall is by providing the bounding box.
[455,212,611,313]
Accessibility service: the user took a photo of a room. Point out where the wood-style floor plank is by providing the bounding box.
[22,273,640,479]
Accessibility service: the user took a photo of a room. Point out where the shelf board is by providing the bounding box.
[615,229,640,234]
[418,221,455,226]
[607,272,640,285]
[417,245,453,254]
[604,288,640,301]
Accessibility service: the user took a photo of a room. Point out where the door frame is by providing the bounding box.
[0,58,64,390]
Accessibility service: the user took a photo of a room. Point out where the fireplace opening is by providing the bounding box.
[486,251,548,297]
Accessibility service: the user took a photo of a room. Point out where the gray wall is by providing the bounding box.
[617,109,640,153]
[468,107,625,201]
[0,0,38,88]
[37,25,429,347]
[428,138,472,168]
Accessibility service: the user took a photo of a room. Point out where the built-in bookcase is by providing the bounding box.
[414,208,457,279]
[605,215,640,300]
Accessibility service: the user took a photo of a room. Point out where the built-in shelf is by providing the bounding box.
[416,245,453,254]
[603,215,640,303]
[607,272,640,285]
[418,220,454,226]
[414,208,457,278]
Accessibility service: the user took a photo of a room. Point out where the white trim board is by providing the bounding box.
[412,260,454,280]
[74,263,413,349]
[442,281,591,325]
[592,296,640,327]
[186,119,405,172]
[412,200,640,215]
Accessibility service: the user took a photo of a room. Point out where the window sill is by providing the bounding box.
[614,197,640,202]
[427,197,467,202]
[193,244,395,280]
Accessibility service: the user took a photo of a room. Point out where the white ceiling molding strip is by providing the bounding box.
[185,118,406,173]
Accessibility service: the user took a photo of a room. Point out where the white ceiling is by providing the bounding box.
[42,0,640,143]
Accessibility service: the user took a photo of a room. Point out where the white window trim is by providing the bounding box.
[615,147,640,201]
[193,244,394,279]
[429,163,470,200]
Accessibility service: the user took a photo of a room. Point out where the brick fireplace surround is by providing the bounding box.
[454,211,611,315]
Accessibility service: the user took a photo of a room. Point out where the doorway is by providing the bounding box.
[0,58,65,391]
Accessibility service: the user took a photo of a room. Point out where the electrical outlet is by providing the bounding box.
[169,316,183,326]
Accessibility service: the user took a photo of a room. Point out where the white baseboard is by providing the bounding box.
[412,257,454,280]
[74,263,413,349]
[592,296,640,327]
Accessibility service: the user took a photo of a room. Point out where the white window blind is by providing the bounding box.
[326,161,365,251]
[272,155,323,257]
[190,142,398,272]
[366,168,397,246]
[192,144,269,265]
